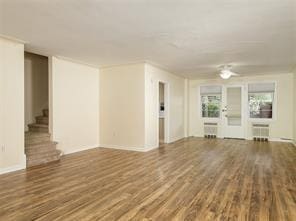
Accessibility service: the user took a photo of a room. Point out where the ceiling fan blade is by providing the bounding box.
[231,72,239,76]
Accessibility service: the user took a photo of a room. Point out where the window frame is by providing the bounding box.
[247,81,277,122]
[199,85,222,121]
[201,93,222,119]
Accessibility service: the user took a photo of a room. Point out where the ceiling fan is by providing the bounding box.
[219,65,239,79]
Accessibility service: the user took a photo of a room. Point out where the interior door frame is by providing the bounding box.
[221,84,247,139]
[156,80,170,145]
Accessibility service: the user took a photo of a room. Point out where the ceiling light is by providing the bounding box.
[220,69,232,79]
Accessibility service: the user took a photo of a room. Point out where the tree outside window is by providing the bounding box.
[249,93,273,118]
[201,95,221,118]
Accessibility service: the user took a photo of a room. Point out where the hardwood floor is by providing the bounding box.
[0,138,295,221]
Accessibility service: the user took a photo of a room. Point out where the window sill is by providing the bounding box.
[248,118,274,123]
[201,118,222,122]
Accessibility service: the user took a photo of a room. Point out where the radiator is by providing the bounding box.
[204,122,218,138]
[252,124,269,141]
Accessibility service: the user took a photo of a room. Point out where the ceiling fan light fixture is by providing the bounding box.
[220,69,232,79]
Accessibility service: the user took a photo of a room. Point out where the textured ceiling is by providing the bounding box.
[0,0,295,78]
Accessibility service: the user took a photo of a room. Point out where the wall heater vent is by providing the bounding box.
[252,124,269,141]
[204,122,218,138]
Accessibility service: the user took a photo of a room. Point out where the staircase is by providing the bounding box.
[25,109,61,167]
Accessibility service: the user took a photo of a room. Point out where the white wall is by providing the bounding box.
[0,37,26,174]
[189,73,294,140]
[49,57,99,154]
[145,64,185,149]
[100,63,186,151]
[99,64,146,151]
[24,52,48,130]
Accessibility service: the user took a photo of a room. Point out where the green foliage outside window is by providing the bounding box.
[201,95,221,118]
[249,93,273,118]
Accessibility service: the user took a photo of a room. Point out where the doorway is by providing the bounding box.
[222,85,245,139]
[159,82,165,144]
[24,52,49,131]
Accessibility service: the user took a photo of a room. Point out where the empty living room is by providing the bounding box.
[0,0,296,220]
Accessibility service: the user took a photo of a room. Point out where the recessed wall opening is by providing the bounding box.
[24,52,60,167]
[159,82,165,145]
[24,52,49,131]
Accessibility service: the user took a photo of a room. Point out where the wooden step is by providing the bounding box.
[43,109,49,117]
[25,132,51,145]
[35,116,48,125]
[28,123,48,133]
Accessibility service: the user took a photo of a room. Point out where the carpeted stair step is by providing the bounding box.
[25,141,58,155]
[27,150,61,167]
[28,123,48,133]
[25,108,61,167]
[25,132,51,145]
[27,149,60,160]
[35,116,48,125]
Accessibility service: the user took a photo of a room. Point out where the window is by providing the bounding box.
[201,94,221,118]
[248,83,275,119]
[200,86,222,118]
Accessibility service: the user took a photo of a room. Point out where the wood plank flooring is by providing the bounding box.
[0,138,295,221]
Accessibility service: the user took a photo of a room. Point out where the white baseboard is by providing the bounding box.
[0,154,26,175]
[145,145,159,151]
[100,144,150,152]
[0,164,26,175]
[169,136,185,143]
[62,145,100,155]
[192,134,204,138]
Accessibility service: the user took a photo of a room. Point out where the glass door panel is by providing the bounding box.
[226,87,242,126]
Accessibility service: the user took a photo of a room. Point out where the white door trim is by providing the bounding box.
[156,81,169,145]
[221,84,246,139]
